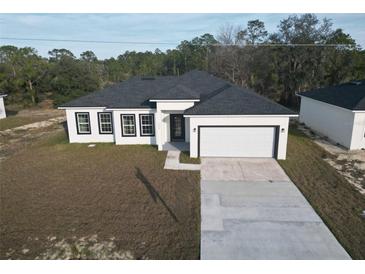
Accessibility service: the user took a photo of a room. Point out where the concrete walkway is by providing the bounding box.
[163,151,201,171]
[201,158,351,260]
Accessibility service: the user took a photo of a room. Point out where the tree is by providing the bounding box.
[80,51,98,62]
[181,33,218,71]
[237,20,268,44]
[48,48,75,61]
[212,14,365,107]
[20,48,48,104]
[0,46,48,104]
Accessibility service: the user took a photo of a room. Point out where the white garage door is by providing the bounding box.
[199,126,276,158]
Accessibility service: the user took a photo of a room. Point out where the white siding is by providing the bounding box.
[65,108,115,143]
[155,101,195,149]
[299,97,357,149]
[188,116,289,159]
[63,103,293,158]
[0,97,6,119]
[351,112,365,150]
[113,109,157,145]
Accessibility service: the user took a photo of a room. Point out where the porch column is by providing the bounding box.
[155,107,163,151]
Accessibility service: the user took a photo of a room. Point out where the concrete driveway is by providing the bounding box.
[201,158,351,260]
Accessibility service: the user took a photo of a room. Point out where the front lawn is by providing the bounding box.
[0,131,200,259]
[279,128,365,260]
[179,151,201,164]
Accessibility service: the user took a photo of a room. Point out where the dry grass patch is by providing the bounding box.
[279,128,365,259]
[179,151,201,164]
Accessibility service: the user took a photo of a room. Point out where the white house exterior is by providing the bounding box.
[60,71,297,159]
[0,94,7,119]
[298,81,365,150]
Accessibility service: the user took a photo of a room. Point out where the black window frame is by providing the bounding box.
[139,114,155,137]
[75,112,91,135]
[121,114,136,137]
[97,112,113,134]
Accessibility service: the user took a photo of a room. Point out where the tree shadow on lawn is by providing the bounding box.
[135,167,179,223]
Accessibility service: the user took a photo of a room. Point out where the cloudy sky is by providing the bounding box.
[1,13,364,59]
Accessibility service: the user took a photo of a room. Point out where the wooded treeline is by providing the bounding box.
[0,14,364,108]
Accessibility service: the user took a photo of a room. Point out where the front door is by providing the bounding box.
[170,114,185,141]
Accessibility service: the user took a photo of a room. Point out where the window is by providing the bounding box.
[98,112,113,134]
[76,112,91,134]
[139,114,155,136]
[121,114,136,136]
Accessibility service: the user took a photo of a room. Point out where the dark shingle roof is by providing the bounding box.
[61,70,296,115]
[184,86,296,115]
[151,84,199,100]
[60,76,177,108]
[298,80,365,110]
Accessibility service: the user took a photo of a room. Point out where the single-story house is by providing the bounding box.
[0,93,7,119]
[298,80,365,150]
[59,70,297,159]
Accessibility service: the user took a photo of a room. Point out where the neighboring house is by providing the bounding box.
[0,94,7,119]
[59,70,297,159]
[298,80,365,150]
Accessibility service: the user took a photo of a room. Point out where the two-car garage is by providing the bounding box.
[198,126,278,158]
[187,116,291,160]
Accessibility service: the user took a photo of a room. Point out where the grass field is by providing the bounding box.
[279,128,365,260]
[0,131,200,259]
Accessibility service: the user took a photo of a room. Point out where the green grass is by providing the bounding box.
[278,128,365,259]
[179,151,201,164]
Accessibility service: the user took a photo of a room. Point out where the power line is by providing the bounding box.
[0,37,353,48]
[0,37,178,45]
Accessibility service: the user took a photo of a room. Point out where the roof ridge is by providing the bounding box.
[200,83,232,101]
[184,84,232,114]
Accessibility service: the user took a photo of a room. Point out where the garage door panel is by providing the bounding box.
[200,127,276,158]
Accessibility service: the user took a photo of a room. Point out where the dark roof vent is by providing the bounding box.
[141,77,155,80]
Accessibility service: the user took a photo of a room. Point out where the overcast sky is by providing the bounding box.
[1,13,364,59]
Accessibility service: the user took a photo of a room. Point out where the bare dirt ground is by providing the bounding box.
[0,123,200,259]
[15,108,64,119]
[297,122,365,195]
[0,109,66,162]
